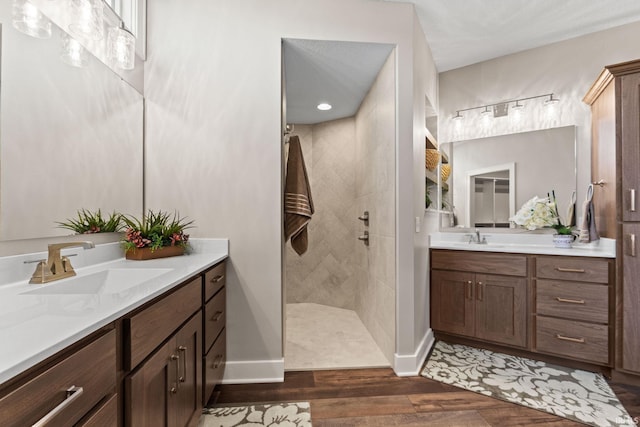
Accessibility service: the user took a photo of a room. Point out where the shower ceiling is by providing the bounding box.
[283,39,394,125]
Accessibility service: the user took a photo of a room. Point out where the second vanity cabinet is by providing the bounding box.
[431,249,615,370]
[431,250,528,348]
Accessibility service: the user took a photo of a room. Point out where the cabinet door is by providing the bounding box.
[622,223,640,372]
[126,339,179,427]
[475,274,527,348]
[621,72,640,221]
[175,313,203,427]
[431,270,475,337]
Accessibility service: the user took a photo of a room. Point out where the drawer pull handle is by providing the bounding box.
[556,334,585,344]
[178,346,187,383]
[465,281,473,300]
[170,354,180,389]
[211,275,225,283]
[32,386,84,427]
[630,189,637,212]
[626,234,637,257]
[213,355,224,369]
[555,267,585,273]
[211,310,224,322]
[476,282,483,301]
[556,297,585,305]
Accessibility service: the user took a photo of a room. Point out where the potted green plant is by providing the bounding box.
[57,209,122,234]
[122,210,194,260]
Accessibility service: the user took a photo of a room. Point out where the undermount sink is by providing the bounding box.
[22,268,173,295]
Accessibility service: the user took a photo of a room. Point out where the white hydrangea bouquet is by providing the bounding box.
[510,193,572,235]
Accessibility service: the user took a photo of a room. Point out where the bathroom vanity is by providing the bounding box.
[430,234,616,373]
[0,240,227,426]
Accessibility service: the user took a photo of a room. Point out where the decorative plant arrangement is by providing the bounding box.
[57,209,123,234]
[510,191,575,247]
[122,210,194,260]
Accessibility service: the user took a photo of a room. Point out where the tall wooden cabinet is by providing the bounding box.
[584,59,640,379]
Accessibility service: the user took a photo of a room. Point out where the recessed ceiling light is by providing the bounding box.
[317,103,332,111]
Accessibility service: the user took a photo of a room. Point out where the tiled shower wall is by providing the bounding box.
[285,118,358,310]
[284,49,396,364]
[353,50,396,364]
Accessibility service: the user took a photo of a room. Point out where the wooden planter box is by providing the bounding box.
[125,246,185,260]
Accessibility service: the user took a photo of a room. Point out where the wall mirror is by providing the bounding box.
[0,2,143,241]
[441,125,576,230]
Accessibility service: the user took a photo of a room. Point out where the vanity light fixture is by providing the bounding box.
[68,0,104,41]
[60,34,89,67]
[544,94,560,106]
[451,93,559,121]
[12,0,52,39]
[107,22,136,70]
[317,103,332,111]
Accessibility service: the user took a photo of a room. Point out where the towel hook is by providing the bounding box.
[592,179,605,187]
[586,184,594,202]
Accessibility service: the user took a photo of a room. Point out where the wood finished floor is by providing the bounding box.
[214,368,640,426]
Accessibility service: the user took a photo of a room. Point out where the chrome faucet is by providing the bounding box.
[30,241,95,284]
[467,229,487,245]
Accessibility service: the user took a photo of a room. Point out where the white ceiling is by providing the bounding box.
[285,0,640,125]
[383,0,640,72]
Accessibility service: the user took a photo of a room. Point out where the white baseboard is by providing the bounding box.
[221,358,285,384]
[393,329,434,376]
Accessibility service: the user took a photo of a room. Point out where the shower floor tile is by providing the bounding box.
[285,303,390,371]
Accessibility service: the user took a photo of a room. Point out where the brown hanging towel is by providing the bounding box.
[284,135,314,255]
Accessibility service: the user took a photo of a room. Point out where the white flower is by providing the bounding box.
[510,196,560,231]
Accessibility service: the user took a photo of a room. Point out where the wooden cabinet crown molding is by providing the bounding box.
[583,59,640,105]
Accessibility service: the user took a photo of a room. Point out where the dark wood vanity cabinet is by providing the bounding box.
[202,261,227,405]
[124,277,203,427]
[0,329,117,427]
[431,250,528,348]
[585,59,640,380]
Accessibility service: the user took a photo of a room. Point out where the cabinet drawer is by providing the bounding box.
[203,329,226,405]
[431,250,527,277]
[205,287,226,353]
[78,393,117,427]
[536,280,609,323]
[204,261,226,302]
[536,316,609,364]
[126,277,201,370]
[536,256,609,283]
[0,330,116,427]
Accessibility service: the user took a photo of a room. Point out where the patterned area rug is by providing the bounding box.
[422,341,634,427]
[199,402,312,427]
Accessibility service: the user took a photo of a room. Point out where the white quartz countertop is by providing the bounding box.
[0,239,228,384]
[430,232,616,258]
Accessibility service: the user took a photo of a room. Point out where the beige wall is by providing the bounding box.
[439,21,640,208]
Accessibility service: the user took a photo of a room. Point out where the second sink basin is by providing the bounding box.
[23,268,173,295]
